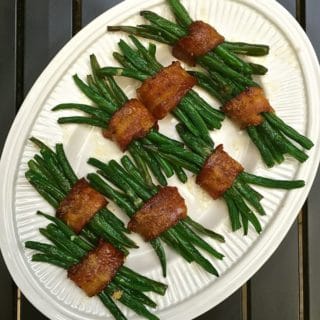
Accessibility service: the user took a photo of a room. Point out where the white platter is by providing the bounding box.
[1,0,320,319]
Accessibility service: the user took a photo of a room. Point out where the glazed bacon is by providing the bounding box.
[137,62,196,119]
[173,21,225,66]
[222,87,274,128]
[196,145,244,199]
[128,186,187,241]
[103,98,156,151]
[68,240,124,297]
[57,178,107,233]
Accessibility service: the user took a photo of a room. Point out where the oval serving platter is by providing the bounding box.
[0,0,320,319]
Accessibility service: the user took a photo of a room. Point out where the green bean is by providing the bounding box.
[31,254,72,269]
[39,227,79,259]
[234,180,266,215]
[46,224,87,258]
[57,116,108,128]
[240,172,305,189]
[188,90,225,121]
[172,163,188,183]
[108,25,174,45]
[214,45,252,75]
[109,160,154,200]
[171,108,200,137]
[128,144,153,187]
[179,97,212,144]
[146,130,184,148]
[129,35,162,72]
[90,54,119,106]
[27,159,60,189]
[167,0,193,28]
[257,126,285,164]
[227,188,262,234]
[150,238,167,277]
[221,42,270,56]
[120,155,147,187]
[119,266,167,295]
[87,74,100,92]
[118,40,153,75]
[98,292,127,320]
[168,228,219,275]
[131,141,167,186]
[189,71,227,104]
[157,152,200,174]
[113,51,139,71]
[264,112,313,149]
[140,10,186,38]
[107,283,159,320]
[223,193,241,231]
[154,144,205,167]
[148,43,156,57]
[25,241,78,265]
[28,182,59,208]
[176,123,213,158]
[160,231,194,263]
[87,220,129,255]
[246,126,275,167]
[40,149,71,193]
[89,158,143,207]
[90,214,138,249]
[106,76,128,106]
[112,279,157,308]
[184,217,225,242]
[87,173,136,217]
[80,228,99,246]
[55,144,78,186]
[258,121,288,154]
[100,208,129,234]
[198,55,259,88]
[52,103,110,122]
[175,222,224,259]
[248,63,268,75]
[37,211,94,251]
[73,74,117,114]
[30,137,56,157]
[25,170,66,201]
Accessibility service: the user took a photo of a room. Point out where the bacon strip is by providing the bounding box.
[196,145,244,199]
[68,240,124,297]
[173,21,225,66]
[57,178,107,234]
[137,62,196,119]
[128,186,187,241]
[222,87,274,128]
[103,99,156,151]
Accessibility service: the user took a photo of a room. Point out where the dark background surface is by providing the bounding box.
[0,0,319,319]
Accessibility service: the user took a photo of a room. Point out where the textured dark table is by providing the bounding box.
[0,0,319,319]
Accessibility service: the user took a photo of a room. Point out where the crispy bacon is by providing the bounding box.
[196,145,244,199]
[173,21,225,66]
[57,178,107,234]
[128,186,187,241]
[68,240,124,297]
[222,87,274,128]
[103,99,156,151]
[137,62,196,119]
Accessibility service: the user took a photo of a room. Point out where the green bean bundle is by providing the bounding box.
[99,37,224,143]
[87,155,225,277]
[108,0,269,78]
[192,70,313,167]
[26,137,137,255]
[52,54,197,186]
[26,212,167,320]
[141,123,305,235]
